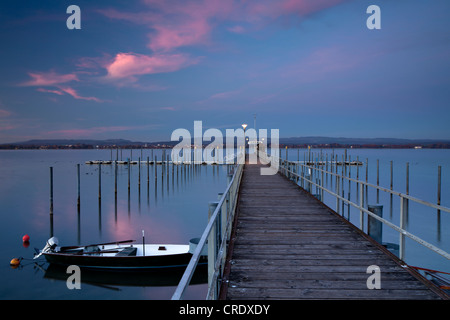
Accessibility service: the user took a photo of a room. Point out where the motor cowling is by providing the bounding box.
[34,237,59,259]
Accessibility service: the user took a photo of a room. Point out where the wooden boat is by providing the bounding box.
[34,237,207,271]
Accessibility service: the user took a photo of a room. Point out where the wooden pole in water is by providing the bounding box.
[390,161,393,190]
[77,164,80,207]
[50,167,53,215]
[437,166,441,208]
[114,160,117,196]
[138,157,141,188]
[376,159,379,203]
[154,155,157,181]
[142,230,145,256]
[49,166,54,237]
[437,165,442,239]
[406,162,409,195]
[406,162,410,223]
[128,158,131,192]
[98,163,102,199]
[147,156,150,183]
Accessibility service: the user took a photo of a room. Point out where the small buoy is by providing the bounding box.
[10,258,21,266]
[22,234,30,242]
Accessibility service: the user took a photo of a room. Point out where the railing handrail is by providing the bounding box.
[281,158,450,214]
[271,155,450,262]
[171,154,244,300]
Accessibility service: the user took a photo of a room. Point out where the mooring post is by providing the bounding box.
[147,156,150,183]
[128,158,131,192]
[368,204,383,244]
[49,167,54,237]
[98,163,102,200]
[437,165,441,207]
[154,155,157,181]
[50,166,53,215]
[376,159,380,203]
[406,162,409,195]
[114,160,117,197]
[77,164,80,207]
[390,160,393,190]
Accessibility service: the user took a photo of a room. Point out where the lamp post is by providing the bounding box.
[242,123,248,161]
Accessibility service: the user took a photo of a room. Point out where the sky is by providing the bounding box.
[0,0,449,143]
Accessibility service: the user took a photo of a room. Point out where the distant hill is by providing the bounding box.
[279,136,450,146]
[1,136,450,149]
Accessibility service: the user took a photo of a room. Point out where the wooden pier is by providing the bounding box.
[220,163,448,300]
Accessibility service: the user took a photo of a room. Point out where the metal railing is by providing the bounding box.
[268,152,450,262]
[171,153,245,300]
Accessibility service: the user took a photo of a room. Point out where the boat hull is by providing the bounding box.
[43,244,207,270]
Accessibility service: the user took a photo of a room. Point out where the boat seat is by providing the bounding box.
[115,247,137,257]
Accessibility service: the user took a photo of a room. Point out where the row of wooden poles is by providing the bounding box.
[47,150,224,237]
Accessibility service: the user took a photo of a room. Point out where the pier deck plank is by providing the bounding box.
[221,163,448,300]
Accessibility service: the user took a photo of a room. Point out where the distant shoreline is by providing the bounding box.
[1,143,450,150]
[1,137,450,150]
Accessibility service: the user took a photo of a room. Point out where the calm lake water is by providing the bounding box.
[0,148,449,299]
[0,149,228,299]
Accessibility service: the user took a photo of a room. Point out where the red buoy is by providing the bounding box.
[22,234,30,242]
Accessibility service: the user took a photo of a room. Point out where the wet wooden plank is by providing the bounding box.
[221,163,447,300]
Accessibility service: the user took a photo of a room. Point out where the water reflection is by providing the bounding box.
[43,263,207,289]
[71,158,231,245]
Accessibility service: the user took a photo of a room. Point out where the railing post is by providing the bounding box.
[208,201,219,298]
[305,171,311,193]
[336,177,340,214]
[399,196,407,261]
[368,204,383,244]
[359,182,364,231]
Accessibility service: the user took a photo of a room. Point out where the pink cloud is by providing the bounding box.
[101,0,348,52]
[280,46,363,82]
[0,109,12,117]
[105,52,198,80]
[210,90,241,99]
[160,106,176,111]
[22,71,103,102]
[100,0,234,52]
[149,19,211,52]
[58,87,103,103]
[36,86,103,103]
[228,25,245,33]
[238,0,347,22]
[36,88,65,95]
[21,71,78,86]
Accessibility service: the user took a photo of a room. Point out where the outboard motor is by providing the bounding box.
[34,237,59,259]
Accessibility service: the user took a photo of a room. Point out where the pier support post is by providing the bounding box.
[368,204,383,244]
[208,201,219,299]
[305,174,311,193]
